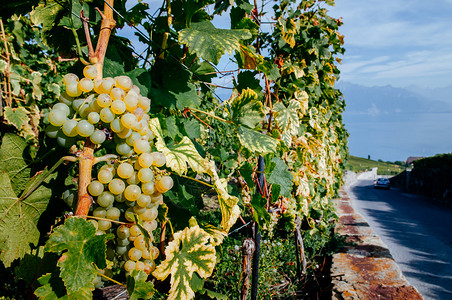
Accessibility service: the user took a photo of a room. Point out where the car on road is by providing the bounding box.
[374,178,390,189]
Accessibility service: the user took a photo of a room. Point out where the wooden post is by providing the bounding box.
[240,238,255,299]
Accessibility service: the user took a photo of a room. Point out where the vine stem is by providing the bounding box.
[0,18,12,106]
[189,107,233,124]
[75,0,115,217]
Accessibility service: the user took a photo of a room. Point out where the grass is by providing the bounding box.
[345,155,404,175]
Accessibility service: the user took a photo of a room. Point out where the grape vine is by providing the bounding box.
[0,0,347,298]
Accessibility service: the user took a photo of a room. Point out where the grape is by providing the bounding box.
[117,162,134,179]
[143,220,158,232]
[89,97,102,113]
[60,92,74,106]
[106,207,121,220]
[116,225,130,239]
[116,245,128,256]
[134,139,151,154]
[124,184,141,201]
[124,260,136,272]
[124,207,135,222]
[90,129,106,144]
[97,191,115,208]
[111,99,126,114]
[48,109,67,127]
[115,193,125,203]
[138,96,151,111]
[135,261,145,271]
[133,235,147,251]
[100,107,115,123]
[101,77,115,93]
[83,65,98,79]
[152,152,166,167]
[126,172,139,185]
[128,247,142,261]
[133,205,146,215]
[93,276,102,288]
[141,182,155,195]
[76,120,95,137]
[97,93,112,108]
[155,175,174,193]
[150,246,159,260]
[88,180,104,196]
[110,87,125,101]
[108,178,126,195]
[63,73,79,85]
[141,248,151,260]
[79,78,94,92]
[138,153,153,168]
[117,237,130,246]
[98,220,112,231]
[110,118,124,133]
[124,94,138,112]
[124,132,140,147]
[116,75,133,91]
[96,230,106,236]
[62,119,78,137]
[53,103,71,116]
[87,112,100,124]
[116,128,132,139]
[98,169,114,184]
[121,113,138,129]
[78,103,91,118]
[137,194,151,207]
[116,142,132,156]
[130,225,141,237]
[88,219,99,230]
[140,207,158,221]
[143,260,156,274]
[138,168,154,183]
[151,192,163,204]
[94,79,106,94]
[133,160,142,172]
[71,98,85,111]
[66,81,82,97]
[93,207,107,218]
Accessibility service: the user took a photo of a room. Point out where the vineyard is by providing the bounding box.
[0,0,347,299]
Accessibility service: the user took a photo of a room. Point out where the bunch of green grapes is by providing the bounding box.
[48,65,174,286]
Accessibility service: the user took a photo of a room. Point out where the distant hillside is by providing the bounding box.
[346,155,403,175]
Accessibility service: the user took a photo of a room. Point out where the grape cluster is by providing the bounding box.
[45,65,152,148]
[50,65,174,286]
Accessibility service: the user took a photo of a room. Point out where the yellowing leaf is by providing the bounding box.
[153,226,216,300]
[229,88,264,128]
[238,126,278,154]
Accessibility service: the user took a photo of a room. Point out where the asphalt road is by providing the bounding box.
[347,180,452,300]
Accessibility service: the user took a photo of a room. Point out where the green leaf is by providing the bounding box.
[251,193,270,228]
[30,1,64,46]
[273,99,302,146]
[183,119,201,139]
[35,272,69,300]
[237,126,278,154]
[0,133,31,194]
[44,218,109,296]
[179,21,252,64]
[267,157,293,198]
[127,270,155,300]
[0,171,54,267]
[31,71,43,100]
[230,88,264,128]
[153,225,216,300]
[199,288,228,300]
[3,106,30,131]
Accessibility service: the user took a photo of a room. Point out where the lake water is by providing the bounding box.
[344,111,452,161]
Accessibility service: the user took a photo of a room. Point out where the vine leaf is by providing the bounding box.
[0,171,54,267]
[44,218,109,296]
[153,225,216,300]
[237,126,278,154]
[274,99,302,146]
[3,107,30,131]
[229,88,264,128]
[126,270,155,300]
[267,157,294,198]
[149,118,208,175]
[34,272,69,300]
[149,118,240,231]
[179,21,252,64]
[0,133,31,194]
[29,1,64,46]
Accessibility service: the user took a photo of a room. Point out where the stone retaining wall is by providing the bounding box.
[330,189,423,299]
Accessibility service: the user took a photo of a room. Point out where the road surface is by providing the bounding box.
[347,179,452,300]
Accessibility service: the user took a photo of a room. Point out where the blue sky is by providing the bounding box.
[328,0,452,88]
